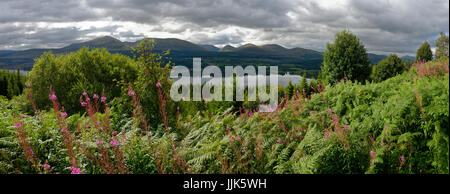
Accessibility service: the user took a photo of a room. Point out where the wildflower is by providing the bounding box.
[309,111,314,115]
[81,101,87,107]
[414,90,418,95]
[85,97,90,102]
[110,139,119,147]
[400,155,405,163]
[277,138,282,143]
[156,82,162,88]
[70,167,83,174]
[333,115,339,121]
[20,114,25,119]
[128,90,135,96]
[93,94,99,99]
[344,125,348,131]
[101,96,107,103]
[14,122,22,129]
[25,83,31,88]
[49,93,57,100]
[96,121,101,125]
[61,112,67,118]
[44,163,51,171]
[229,137,234,142]
[328,109,332,114]
[82,91,87,96]
[96,141,103,147]
[61,128,66,133]
[370,150,376,159]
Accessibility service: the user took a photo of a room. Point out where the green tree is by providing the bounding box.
[286,81,294,99]
[371,54,404,82]
[416,41,433,62]
[132,38,176,130]
[28,47,137,113]
[299,72,308,97]
[321,30,371,85]
[435,32,449,59]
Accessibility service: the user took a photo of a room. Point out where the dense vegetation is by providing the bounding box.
[0,32,448,174]
[0,69,26,99]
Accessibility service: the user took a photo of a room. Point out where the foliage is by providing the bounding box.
[435,32,449,59]
[321,30,371,85]
[1,46,448,174]
[416,41,433,62]
[0,69,26,99]
[370,54,405,82]
[27,48,137,114]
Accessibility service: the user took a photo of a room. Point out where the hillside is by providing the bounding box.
[1,57,447,174]
[0,36,394,73]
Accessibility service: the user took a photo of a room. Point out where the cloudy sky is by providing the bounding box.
[0,0,448,56]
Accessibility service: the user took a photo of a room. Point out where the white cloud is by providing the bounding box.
[0,0,448,55]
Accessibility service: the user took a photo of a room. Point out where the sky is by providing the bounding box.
[0,0,448,56]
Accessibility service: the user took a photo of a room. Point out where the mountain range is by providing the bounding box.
[0,36,414,76]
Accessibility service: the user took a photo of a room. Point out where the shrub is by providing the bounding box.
[27,48,137,114]
[371,54,405,82]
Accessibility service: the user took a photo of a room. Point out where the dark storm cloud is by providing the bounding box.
[85,0,295,28]
[0,0,448,55]
[0,0,99,23]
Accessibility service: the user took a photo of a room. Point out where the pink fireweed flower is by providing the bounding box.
[96,141,103,147]
[14,122,22,129]
[93,94,99,99]
[101,96,107,103]
[333,116,339,121]
[61,128,66,133]
[20,114,25,119]
[25,83,31,88]
[61,112,67,118]
[80,101,87,107]
[344,125,348,131]
[156,82,162,88]
[49,93,57,100]
[70,167,83,174]
[44,163,51,171]
[400,155,405,163]
[82,91,87,96]
[110,139,119,147]
[414,90,418,95]
[85,97,90,102]
[277,138,282,143]
[229,137,234,142]
[370,150,376,159]
[328,109,332,114]
[28,149,34,156]
[128,90,135,96]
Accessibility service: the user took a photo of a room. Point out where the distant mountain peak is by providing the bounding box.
[239,43,257,48]
[219,45,237,52]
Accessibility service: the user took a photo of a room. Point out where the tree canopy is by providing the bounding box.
[321,30,371,85]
